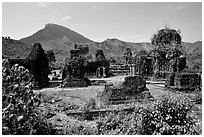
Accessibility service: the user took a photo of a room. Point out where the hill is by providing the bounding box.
[98,38,153,58]
[182,41,202,71]
[3,23,202,71]
[19,24,154,62]
[2,37,33,59]
[20,23,96,62]
[20,23,93,44]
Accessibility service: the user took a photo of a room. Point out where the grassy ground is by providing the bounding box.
[35,76,202,134]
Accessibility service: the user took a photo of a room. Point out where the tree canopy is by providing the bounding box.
[46,50,56,63]
[151,27,182,47]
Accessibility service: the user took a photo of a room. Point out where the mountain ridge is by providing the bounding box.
[20,23,94,44]
[3,23,202,71]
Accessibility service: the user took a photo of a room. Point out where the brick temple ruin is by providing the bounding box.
[62,43,110,79]
[61,43,110,87]
[83,49,110,78]
[109,43,201,90]
[109,54,154,77]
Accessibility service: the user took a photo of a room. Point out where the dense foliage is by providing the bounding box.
[36,90,201,135]
[2,63,55,135]
[151,27,182,46]
[139,95,197,135]
[96,94,199,135]
[54,121,97,135]
[46,50,56,70]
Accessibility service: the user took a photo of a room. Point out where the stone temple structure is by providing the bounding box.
[97,75,151,105]
[132,53,154,77]
[163,46,201,90]
[61,43,110,87]
[94,49,110,77]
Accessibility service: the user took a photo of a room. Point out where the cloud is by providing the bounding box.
[167,4,188,11]
[51,7,69,15]
[71,23,87,28]
[61,7,69,10]
[91,5,107,10]
[50,16,72,23]
[61,16,72,21]
[52,10,58,14]
[36,2,50,8]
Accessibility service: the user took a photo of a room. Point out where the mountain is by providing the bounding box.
[3,23,201,71]
[20,23,96,62]
[20,23,93,44]
[19,23,154,62]
[98,38,153,58]
[182,41,202,71]
[2,37,33,59]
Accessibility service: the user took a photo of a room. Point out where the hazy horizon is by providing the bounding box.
[2,2,202,43]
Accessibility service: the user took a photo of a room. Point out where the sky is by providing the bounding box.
[2,2,202,43]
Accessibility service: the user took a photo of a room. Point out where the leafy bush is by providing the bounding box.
[2,64,55,135]
[80,98,97,121]
[49,61,63,70]
[96,111,142,135]
[139,94,197,135]
[96,94,200,135]
[58,101,81,111]
[57,123,98,135]
[83,98,97,110]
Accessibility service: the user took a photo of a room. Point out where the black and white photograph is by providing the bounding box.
[1,0,202,135]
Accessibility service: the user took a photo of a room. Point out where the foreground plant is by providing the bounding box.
[2,64,55,135]
[139,94,198,135]
[96,94,200,135]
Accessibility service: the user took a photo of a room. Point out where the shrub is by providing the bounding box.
[58,101,81,111]
[80,98,97,121]
[138,94,197,135]
[96,94,199,135]
[57,123,98,135]
[49,61,63,70]
[2,64,55,135]
[96,111,142,135]
[83,98,97,110]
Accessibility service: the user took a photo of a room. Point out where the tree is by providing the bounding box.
[46,50,56,69]
[151,27,182,48]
